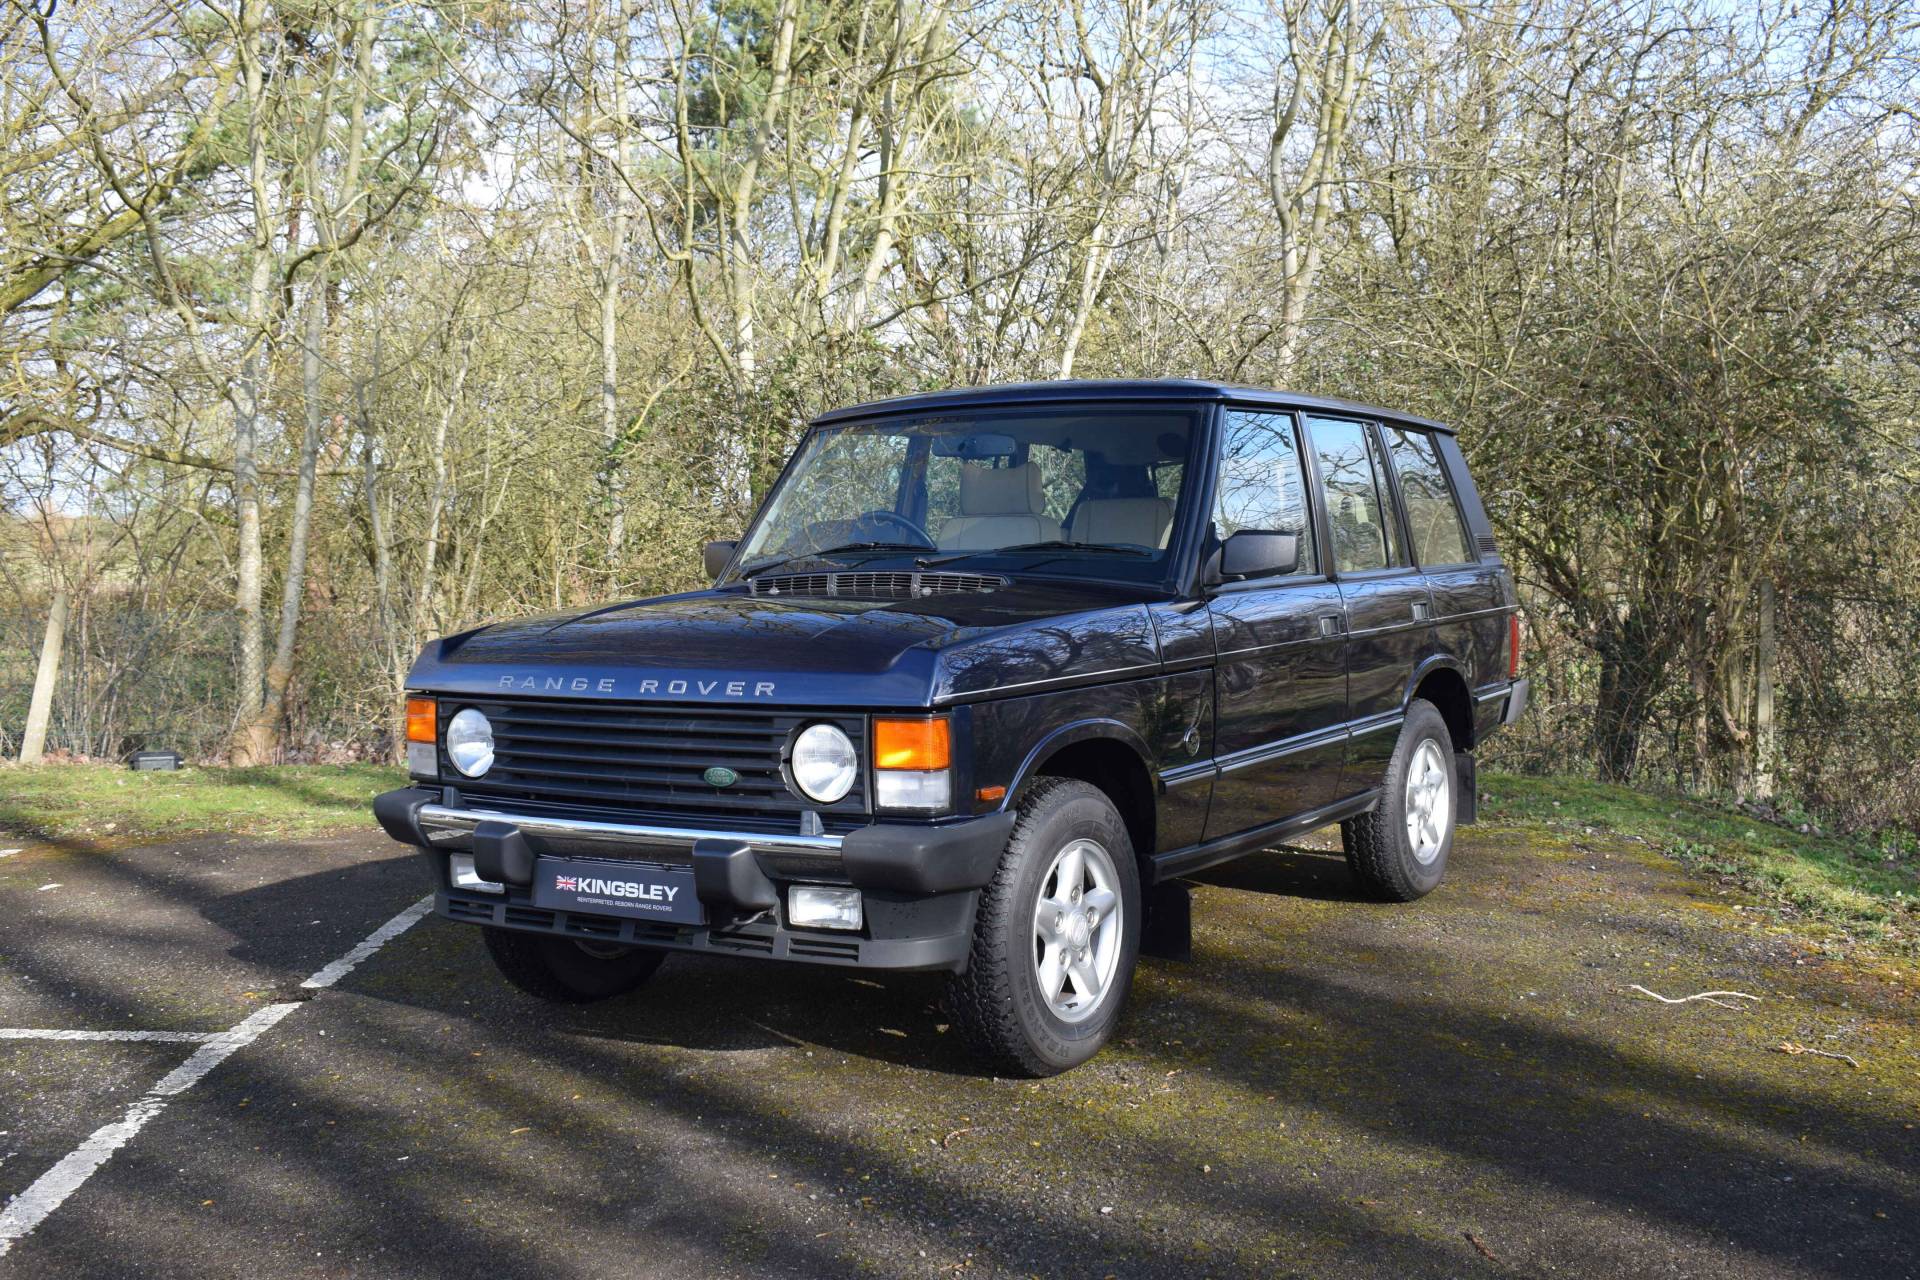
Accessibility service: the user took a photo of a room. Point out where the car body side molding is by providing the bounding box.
[1150,789,1381,883]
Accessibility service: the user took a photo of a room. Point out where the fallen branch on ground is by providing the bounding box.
[1630,984,1762,1010]
[1777,1041,1862,1069]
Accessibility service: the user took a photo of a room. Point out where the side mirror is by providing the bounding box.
[703,539,739,580]
[1216,530,1298,583]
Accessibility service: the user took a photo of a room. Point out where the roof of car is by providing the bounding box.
[811,379,1455,434]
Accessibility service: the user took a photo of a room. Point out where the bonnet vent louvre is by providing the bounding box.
[749,571,1005,600]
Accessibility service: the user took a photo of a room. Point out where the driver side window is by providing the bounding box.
[1214,410,1317,575]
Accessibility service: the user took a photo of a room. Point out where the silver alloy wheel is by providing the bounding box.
[1031,838,1123,1024]
[1404,737,1451,865]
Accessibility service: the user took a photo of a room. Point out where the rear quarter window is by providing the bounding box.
[1384,427,1473,566]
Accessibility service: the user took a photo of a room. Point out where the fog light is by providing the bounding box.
[876,768,950,811]
[788,885,863,931]
[449,853,503,895]
[407,740,437,779]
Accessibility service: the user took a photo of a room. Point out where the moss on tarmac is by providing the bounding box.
[290,818,1916,1277]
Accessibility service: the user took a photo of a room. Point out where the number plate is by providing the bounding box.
[531,857,705,925]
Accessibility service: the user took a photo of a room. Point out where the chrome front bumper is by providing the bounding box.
[374,786,1018,897]
[403,802,845,882]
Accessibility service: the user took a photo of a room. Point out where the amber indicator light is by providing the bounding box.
[873,718,951,770]
[405,697,438,743]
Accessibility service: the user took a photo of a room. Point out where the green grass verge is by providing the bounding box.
[0,762,405,844]
[1481,772,1919,949]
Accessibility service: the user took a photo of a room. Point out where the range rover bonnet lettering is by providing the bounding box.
[375,380,1526,1075]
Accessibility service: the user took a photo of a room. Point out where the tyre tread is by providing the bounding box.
[946,778,1111,1077]
[483,926,596,1002]
[1342,698,1454,903]
[482,926,661,1003]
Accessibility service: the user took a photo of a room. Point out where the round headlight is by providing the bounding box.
[791,723,857,803]
[445,707,495,777]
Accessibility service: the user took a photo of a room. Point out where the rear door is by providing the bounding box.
[1202,409,1348,840]
[1303,415,1433,797]
[1384,426,1512,733]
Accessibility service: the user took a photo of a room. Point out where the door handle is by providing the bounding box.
[1319,614,1343,637]
[1412,601,1431,622]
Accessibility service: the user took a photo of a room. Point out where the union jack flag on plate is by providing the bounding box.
[554,875,578,891]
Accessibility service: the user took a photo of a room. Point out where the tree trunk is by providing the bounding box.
[601,0,635,568]
[720,0,796,384]
[406,341,469,675]
[1752,578,1777,800]
[18,589,70,764]
[1057,220,1109,380]
[228,0,276,762]
[229,330,268,754]
[1593,613,1667,783]
[235,284,329,765]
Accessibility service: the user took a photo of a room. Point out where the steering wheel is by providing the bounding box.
[803,509,934,550]
[862,508,935,548]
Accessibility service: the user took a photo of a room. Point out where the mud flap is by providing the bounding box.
[1140,880,1192,961]
[1455,751,1477,825]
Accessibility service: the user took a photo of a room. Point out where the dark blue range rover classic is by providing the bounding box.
[375,380,1526,1075]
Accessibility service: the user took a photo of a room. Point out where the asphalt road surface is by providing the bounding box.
[0,816,1914,1278]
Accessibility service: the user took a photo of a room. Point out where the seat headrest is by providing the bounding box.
[1083,457,1156,499]
[959,463,1045,516]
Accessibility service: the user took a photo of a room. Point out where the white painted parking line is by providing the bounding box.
[0,1002,300,1257]
[301,895,434,990]
[0,894,434,1258]
[0,1029,221,1044]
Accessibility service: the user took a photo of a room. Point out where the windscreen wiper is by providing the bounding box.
[917,541,1153,568]
[739,542,933,579]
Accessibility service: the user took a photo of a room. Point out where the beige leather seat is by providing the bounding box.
[1069,496,1174,548]
[938,463,1058,550]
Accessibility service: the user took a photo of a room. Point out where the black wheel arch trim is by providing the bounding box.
[1001,717,1158,809]
[1402,652,1471,706]
[1402,654,1476,747]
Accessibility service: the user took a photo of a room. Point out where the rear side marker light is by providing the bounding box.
[1509,615,1523,678]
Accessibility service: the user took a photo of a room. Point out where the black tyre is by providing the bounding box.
[482,927,666,1003]
[1342,698,1457,902]
[945,778,1141,1077]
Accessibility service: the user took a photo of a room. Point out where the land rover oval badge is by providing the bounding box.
[703,766,739,788]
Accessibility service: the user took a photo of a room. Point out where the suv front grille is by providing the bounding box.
[444,699,867,821]
[749,571,1003,600]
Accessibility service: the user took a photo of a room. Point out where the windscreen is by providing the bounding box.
[733,406,1201,584]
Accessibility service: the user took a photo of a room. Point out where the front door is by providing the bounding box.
[1202,409,1348,841]
[1303,415,1433,795]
